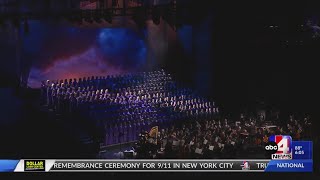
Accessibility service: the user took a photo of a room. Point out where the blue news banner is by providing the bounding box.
[0,141,313,172]
[265,141,313,172]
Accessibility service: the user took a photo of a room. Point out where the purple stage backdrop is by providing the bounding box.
[21,20,190,88]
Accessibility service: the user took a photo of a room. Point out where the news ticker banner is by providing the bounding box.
[0,159,313,172]
[0,138,313,172]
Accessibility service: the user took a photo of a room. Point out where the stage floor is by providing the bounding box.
[98,142,135,159]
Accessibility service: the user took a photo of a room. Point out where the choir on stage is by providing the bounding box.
[41,69,219,146]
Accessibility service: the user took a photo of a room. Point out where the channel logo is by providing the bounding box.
[241,161,250,170]
[265,135,292,160]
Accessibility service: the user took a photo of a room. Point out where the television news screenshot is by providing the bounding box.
[0,0,318,176]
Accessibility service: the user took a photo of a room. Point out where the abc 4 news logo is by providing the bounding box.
[265,136,292,160]
[265,141,279,154]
